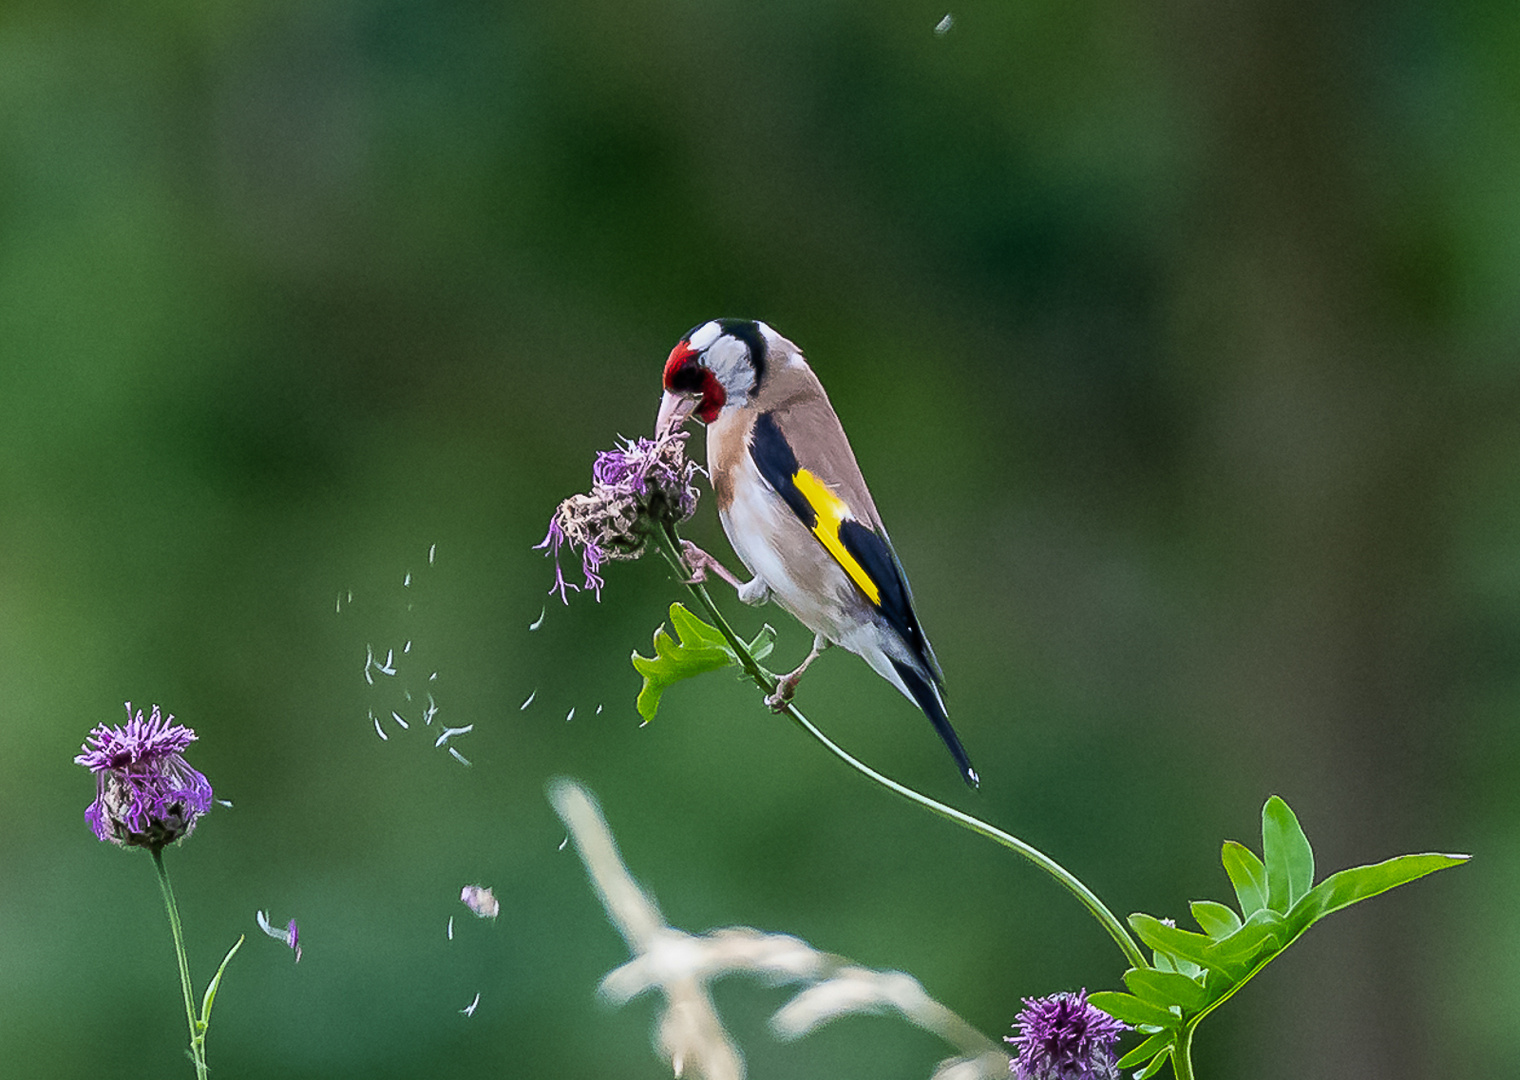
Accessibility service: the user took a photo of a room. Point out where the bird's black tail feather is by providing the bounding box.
[891,659,978,788]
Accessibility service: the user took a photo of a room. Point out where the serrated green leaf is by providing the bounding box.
[1262,796,1314,912]
[631,605,739,721]
[1135,1048,1173,1079]
[1086,991,1181,1030]
[1287,852,1469,934]
[1190,899,1242,939]
[669,603,729,649]
[1222,840,1268,916]
[1124,967,1211,1013]
[1116,1032,1174,1070]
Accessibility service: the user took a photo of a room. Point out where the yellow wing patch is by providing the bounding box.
[792,468,882,605]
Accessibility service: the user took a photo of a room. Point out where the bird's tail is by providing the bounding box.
[890,659,978,788]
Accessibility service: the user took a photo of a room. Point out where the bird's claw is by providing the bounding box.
[680,541,715,585]
[764,676,798,712]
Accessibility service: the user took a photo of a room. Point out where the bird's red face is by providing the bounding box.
[655,319,767,439]
[656,340,725,437]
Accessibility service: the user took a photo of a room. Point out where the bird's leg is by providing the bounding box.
[765,634,831,711]
[680,540,771,605]
[679,540,743,588]
[736,576,771,606]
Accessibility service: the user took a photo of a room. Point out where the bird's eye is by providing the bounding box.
[667,362,706,394]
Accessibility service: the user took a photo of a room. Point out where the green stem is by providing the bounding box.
[1172,1023,1196,1080]
[656,523,1147,971]
[152,847,208,1080]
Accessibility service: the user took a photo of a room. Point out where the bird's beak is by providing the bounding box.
[656,390,698,440]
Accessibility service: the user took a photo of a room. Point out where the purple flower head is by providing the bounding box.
[1005,989,1129,1080]
[538,433,702,603]
[75,703,214,850]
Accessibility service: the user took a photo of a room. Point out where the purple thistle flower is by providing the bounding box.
[581,541,608,598]
[1005,989,1129,1080]
[533,517,579,603]
[75,703,214,850]
[538,434,701,603]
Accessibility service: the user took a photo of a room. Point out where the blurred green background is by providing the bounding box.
[2,0,1515,1077]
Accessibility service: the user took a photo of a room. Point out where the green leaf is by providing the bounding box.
[668,602,729,649]
[198,935,244,1030]
[1145,947,1203,980]
[1086,991,1180,1030]
[1135,1048,1173,1079]
[1124,967,1211,1013]
[745,623,777,664]
[1116,1032,1174,1070]
[1129,914,1230,977]
[1190,899,1242,940]
[631,605,738,721]
[1107,805,1467,1080]
[1204,907,1285,967]
[1288,852,1469,934]
[1262,796,1314,912]
[1221,840,1268,916]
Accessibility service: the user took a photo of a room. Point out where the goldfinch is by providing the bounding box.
[655,319,977,787]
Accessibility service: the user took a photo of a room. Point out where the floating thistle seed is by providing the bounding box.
[460,884,499,919]
[435,724,473,748]
[536,434,701,602]
[1005,989,1128,1080]
[256,910,302,962]
[75,703,214,851]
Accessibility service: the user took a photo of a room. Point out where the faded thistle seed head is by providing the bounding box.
[75,703,214,851]
[536,434,701,602]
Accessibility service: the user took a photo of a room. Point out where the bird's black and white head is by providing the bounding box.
[656,318,772,438]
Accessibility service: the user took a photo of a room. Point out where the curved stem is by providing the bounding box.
[656,523,1147,971]
[152,847,208,1080]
